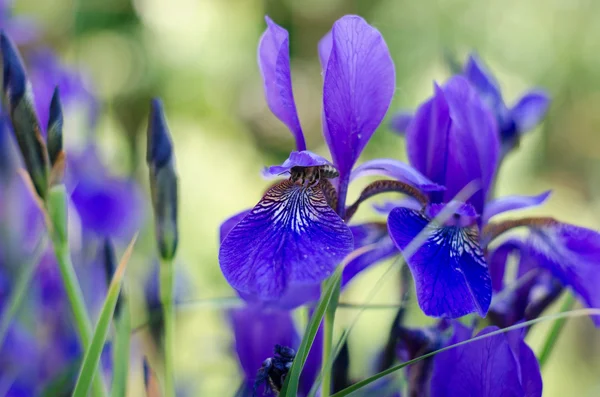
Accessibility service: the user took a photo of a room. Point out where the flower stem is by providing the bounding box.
[160,259,176,397]
[538,293,575,368]
[321,313,333,397]
[46,186,107,397]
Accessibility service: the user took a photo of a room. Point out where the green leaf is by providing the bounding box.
[72,234,138,397]
[280,266,343,397]
[111,299,132,397]
[330,308,600,397]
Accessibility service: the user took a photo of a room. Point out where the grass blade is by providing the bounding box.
[111,298,132,397]
[330,308,600,397]
[72,234,137,397]
[280,266,343,397]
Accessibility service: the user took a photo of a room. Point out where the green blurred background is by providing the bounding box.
[15,0,600,395]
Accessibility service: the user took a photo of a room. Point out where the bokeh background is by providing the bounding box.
[7,0,600,395]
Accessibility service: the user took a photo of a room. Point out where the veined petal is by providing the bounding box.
[342,223,398,287]
[506,329,543,397]
[350,158,444,192]
[407,77,499,213]
[527,223,600,326]
[388,207,492,318]
[509,90,550,133]
[219,180,353,299]
[322,15,395,178]
[258,16,306,151]
[482,191,552,224]
[265,150,333,177]
[390,111,413,135]
[220,209,251,243]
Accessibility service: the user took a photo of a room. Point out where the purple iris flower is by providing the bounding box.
[387,75,600,323]
[230,304,321,397]
[430,323,542,397]
[220,15,397,301]
[391,54,550,159]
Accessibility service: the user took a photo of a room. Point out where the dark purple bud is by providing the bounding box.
[102,238,122,319]
[146,98,178,261]
[1,32,49,199]
[332,340,350,393]
[47,86,63,166]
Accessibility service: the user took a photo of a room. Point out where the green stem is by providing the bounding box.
[538,293,576,368]
[46,186,107,397]
[160,259,175,397]
[321,274,341,397]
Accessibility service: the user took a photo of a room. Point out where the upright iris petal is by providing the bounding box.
[464,54,549,155]
[388,206,492,318]
[258,16,306,151]
[321,15,396,180]
[219,168,353,299]
[406,76,499,214]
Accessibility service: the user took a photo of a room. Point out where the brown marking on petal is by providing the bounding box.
[483,217,559,244]
[344,180,429,222]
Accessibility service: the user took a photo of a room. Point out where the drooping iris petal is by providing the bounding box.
[509,91,550,133]
[265,150,333,177]
[342,223,398,287]
[488,239,525,292]
[220,209,251,243]
[387,207,492,318]
[230,306,299,393]
[431,325,541,397]
[527,223,600,326]
[322,15,395,178]
[220,209,321,308]
[220,179,353,299]
[350,158,444,192]
[482,190,551,224]
[406,77,499,213]
[505,329,543,397]
[258,16,306,151]
[390,111,413,135]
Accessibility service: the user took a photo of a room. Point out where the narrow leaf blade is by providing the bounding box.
[72,234,138,397]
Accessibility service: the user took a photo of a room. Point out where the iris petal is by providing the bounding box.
[350,158,444,192]
[431,325,540,397]
[482,190,551,223]
[387,207,492,318]
[509,90,550,134]
[219,180,353,299]
[463,53,504,112]
[322,15,395,178]
[407,77,499,214]
[265,150,333,177]
[258,16,306,151]
[527,223,600,326]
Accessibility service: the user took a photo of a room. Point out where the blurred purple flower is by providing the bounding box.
[66,145,144,240]
[220,15,396,302]
[0,0,39,44]
[430,323,542,397]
